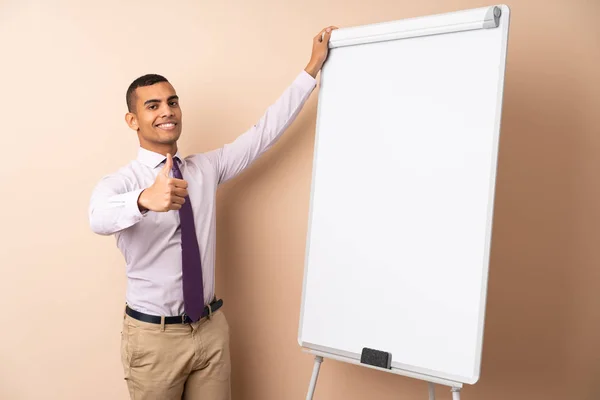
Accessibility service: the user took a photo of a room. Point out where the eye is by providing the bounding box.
[170,101,179,107]
[148,105,157,110]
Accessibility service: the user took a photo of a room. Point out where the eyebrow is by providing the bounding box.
[144,95,179,106]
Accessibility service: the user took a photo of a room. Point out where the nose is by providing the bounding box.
[160,102,175,117]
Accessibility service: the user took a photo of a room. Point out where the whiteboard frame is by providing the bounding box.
[298,4,511,387]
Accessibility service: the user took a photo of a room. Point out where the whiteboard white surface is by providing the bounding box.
[298,5,510,385]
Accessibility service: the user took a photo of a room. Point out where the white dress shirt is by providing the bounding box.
[89,70,316,316]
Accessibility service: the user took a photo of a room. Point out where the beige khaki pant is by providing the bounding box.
[120,308,231,400]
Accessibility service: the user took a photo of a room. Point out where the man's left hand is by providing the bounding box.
[305,26,339,78]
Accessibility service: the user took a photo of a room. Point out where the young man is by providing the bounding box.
[88,26,337,400]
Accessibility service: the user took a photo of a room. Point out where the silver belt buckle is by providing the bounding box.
[182,312,187,324]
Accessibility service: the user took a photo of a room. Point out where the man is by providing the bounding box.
[88,26,337,400]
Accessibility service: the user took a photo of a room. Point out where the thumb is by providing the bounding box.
[320,26,337,44]
[161,153,173,177]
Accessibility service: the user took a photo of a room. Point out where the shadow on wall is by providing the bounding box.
[475,37,600,400]
[212,92,319,399]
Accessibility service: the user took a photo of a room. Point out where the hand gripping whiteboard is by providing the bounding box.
[298,4,510,388]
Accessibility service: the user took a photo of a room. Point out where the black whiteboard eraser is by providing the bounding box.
[360,348,392,369]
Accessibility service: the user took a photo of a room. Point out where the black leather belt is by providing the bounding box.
[125,298,223,324]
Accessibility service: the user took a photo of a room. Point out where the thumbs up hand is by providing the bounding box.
[138,153,189,212]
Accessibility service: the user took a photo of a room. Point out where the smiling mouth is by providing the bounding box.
[156,122,177,130]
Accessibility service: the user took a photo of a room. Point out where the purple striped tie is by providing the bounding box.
[171,157,204,321]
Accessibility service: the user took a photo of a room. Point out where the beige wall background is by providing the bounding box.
[1,0,599,399]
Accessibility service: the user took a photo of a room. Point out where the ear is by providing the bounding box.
[125,112,139,131]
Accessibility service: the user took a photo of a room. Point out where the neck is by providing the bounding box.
[139,139,178,157]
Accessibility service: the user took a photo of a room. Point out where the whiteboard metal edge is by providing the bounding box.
[301,346,463,388]
[300,341,470,386]
[297,3,512,387]
[328,5,502,49]
[468,3,511,384]
[297,49,330,348]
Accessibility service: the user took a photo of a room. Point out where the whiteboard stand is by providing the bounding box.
[428,382,435,400]
[306,355,324,400]
[451,387,462,400]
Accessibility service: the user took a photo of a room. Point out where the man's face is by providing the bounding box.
[127,82,183,145]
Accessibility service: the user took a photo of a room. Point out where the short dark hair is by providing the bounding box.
[126,74,169,112]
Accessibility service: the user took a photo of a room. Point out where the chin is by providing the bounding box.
[161,136,180,144]
[156,130,181,143]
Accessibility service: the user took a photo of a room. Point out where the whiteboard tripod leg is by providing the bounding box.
[451,387,461,400]
[306,356,324,400]
[428,382,435,400]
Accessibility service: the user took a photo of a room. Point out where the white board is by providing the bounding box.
[298,5,510,386]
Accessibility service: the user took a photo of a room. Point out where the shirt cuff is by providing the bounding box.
[296,69,318,91]
[124,188,148,220]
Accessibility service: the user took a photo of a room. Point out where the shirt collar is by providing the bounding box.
[137,147,183,169]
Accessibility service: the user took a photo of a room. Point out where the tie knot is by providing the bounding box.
[167,156,183,178]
